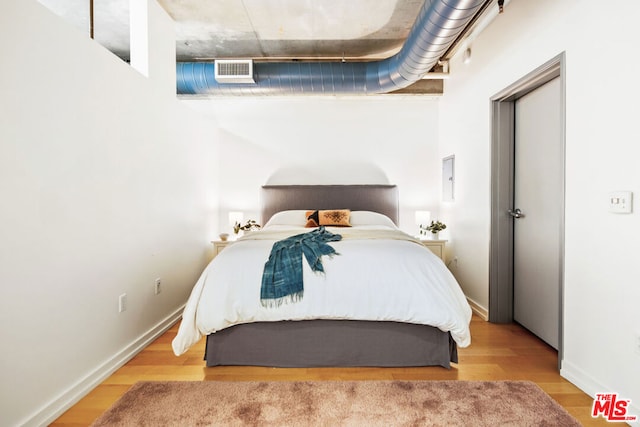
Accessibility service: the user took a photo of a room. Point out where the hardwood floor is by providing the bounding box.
[52,315,606,426]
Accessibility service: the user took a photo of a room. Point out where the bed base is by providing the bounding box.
[205,320,457,369]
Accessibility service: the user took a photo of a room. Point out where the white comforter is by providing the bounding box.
[172,225,472,356]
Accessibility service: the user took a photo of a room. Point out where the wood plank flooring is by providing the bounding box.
[51,315,607,426]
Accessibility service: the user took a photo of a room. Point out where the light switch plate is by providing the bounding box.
[608,191,633,213]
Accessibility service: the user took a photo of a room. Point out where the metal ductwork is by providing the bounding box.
[176,0,486,96]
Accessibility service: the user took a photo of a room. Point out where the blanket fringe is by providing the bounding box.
[261,291,304,308]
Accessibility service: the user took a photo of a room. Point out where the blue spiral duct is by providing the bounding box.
[177,0,485,95]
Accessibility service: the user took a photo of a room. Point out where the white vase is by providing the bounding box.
[431,232,439,240]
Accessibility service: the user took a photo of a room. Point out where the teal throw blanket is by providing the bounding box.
[261,226,342,307]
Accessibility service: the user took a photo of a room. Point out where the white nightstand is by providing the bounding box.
[420,239,447,262]
[211,240,234,260]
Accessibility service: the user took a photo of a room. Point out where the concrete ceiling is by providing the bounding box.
[165,0,428,62]
[39,0,427,62]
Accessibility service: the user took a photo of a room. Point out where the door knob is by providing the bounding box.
[508,208,525,219]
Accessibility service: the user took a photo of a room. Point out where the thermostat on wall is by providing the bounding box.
[608,191,633,213]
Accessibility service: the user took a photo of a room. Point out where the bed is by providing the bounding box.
[172,185,471,368]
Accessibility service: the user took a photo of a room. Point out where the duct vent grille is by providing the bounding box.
[214,60,255,84]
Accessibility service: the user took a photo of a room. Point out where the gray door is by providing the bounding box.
[512,77,562,349]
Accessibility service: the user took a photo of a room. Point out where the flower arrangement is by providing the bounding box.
[233,219,261,234]
[420,220,446,236]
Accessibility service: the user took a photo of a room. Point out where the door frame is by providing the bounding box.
[488,53,566,364]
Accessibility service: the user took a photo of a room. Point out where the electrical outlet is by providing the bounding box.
[447,257,458,270]
[154,278,162,295]
[119,293,127,313]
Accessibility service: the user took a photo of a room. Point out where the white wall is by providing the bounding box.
[439,0,640,419]
[5,0,638,424]
[0,1,219,425]
[184,96,442,235]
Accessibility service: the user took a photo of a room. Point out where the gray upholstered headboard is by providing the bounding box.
[261,185,399,225]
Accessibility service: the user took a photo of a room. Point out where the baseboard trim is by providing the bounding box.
[22,304,185,427]
[466,297,489,321]
[561,360,640,425]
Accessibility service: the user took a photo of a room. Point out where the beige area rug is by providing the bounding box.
[91,380,580,426]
